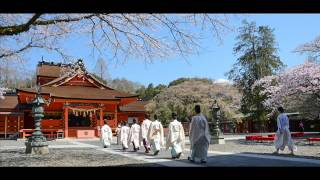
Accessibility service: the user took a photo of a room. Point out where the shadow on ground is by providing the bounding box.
[237,139,320,146]
[203,152,320,167]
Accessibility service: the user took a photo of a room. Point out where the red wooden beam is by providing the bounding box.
[64,107,69,138]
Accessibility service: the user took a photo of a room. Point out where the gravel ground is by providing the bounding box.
[0,147,162,167]
[0,139,74,147]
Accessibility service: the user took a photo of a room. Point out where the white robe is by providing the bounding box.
[140,119,152,145]
[189,114,211,161]
[166,119,185,156]
[101,124,113,147]
[147,120,164,152]
[274,114,297,152]
[116,126,121,145]
[120,125,130,149]
[128,123,141,148]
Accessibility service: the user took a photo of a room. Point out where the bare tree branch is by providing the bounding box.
[0,13,42,36]
[0,14,235,64]
[294,35,320,60]
[0,41,33,58]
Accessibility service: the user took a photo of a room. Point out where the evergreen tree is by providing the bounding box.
[226,20,284,132]
[136,83,167,101]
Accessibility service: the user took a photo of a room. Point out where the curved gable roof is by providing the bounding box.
[17,86,138,100]
[41,73,113,90]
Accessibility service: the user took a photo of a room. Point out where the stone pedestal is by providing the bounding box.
[24,86,50,155]
[209,121,225,144]
[25,141,49,154]
[210,136,225,144]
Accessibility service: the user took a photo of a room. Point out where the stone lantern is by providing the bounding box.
[210,100,225,144]
[25,85,49,154]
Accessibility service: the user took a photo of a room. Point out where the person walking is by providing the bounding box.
[273,107,297,155]
[140,114,152,153]
[166,112,185,159]
[147,114,164,156]
[188,105,211,163]
[100,119,113,148]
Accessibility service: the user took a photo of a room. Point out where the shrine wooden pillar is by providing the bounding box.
[17,116,20,132]
[4,115,7,139]
[64,107,69,138]
[99,108,103,137]
[114,104,118,125]
[99,108,103,126]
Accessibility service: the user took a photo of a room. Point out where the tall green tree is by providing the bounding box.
[136,83,167,101]
[226,20,284,132]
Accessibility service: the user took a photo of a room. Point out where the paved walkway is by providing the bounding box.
[73,140,320,167]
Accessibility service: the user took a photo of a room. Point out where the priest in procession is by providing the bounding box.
[116,124,122,145]
[120,122,130,151]
[100,119,113,148]
[140,114,152,153]
[128,119,141,152]
[188,105,211,163]
[166,112,185,159]
[147,114,164,156]
[274,106,297,155]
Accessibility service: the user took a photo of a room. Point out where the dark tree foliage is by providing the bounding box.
[226,20,284,132]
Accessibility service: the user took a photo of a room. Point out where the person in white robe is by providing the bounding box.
[274,106,297,155]
[166,112,185,159]
[140,114,152,153]
[100,119,113,148]
[147,114,164,156]
[128,119,141,152]
[120,122,130,151]
[116,124,122,145]
[188,105,211,163]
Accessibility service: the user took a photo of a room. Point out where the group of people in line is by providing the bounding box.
[100,105,211,163]
[100,105,298,164]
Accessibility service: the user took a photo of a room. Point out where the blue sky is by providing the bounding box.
[24,14,320,86]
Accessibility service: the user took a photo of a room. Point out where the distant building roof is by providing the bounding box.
[37,63,62,78]
[120,101,148,112]
[0,96,19,109]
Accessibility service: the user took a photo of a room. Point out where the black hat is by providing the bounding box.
[172,112,177,118]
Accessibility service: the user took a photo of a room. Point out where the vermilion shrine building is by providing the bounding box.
[0,60,147,139]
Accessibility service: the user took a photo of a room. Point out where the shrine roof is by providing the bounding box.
[0,96,19,109]
[17,86,138,100]
[119,101,148,112]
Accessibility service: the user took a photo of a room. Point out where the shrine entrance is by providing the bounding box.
[68,114,91,127]
[63,104,104,138]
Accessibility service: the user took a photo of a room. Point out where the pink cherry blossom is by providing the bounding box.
[253,60,320,108]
